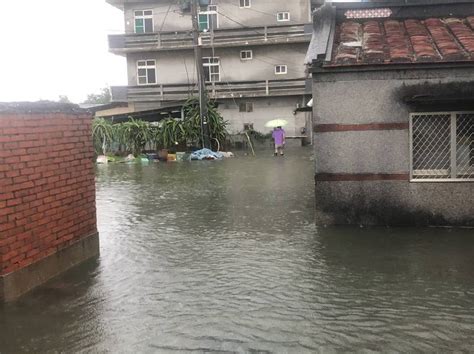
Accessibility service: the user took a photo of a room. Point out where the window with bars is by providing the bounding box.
[203,57,220,82]
[137,60,157,85]
[410,112,473,181]
[134,10,153,33]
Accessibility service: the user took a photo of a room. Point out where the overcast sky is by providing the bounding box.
[0,0,126,103]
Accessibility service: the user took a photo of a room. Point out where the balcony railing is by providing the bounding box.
[111,78,310,102]
[109,24,311,54]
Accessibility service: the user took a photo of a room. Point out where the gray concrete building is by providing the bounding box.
[306,1,474,226]
[106,0,314,137]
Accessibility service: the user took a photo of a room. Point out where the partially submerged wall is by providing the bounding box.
[0,102,99,302]
[312,67,474,226]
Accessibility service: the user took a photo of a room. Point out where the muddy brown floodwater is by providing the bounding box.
[1,148,474,352]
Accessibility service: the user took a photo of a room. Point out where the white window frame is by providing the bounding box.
[409,111,474,182]
[136,60,157,86]
[202,57,220,82]
[240,0,251,8]
[199,5,219,31]
[134,9,154,33]
[277,12,290,22]
[240,50,253,60]
[275,65,288,75]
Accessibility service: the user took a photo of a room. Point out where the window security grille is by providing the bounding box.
[203,57,220,82]
[135,10,153,33]
[410,112,473,181]
[137,60,157,85]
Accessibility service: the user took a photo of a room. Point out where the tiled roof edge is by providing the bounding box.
[310,61,474,73]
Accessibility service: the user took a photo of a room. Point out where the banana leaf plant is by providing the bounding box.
[92,118,115,155]
[183,97,228,150]
[118,118,152,156]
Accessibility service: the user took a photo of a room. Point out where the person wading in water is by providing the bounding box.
[272,126,285,156]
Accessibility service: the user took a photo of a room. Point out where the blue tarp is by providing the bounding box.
[190,148,224,161]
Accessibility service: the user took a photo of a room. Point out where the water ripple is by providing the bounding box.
[1,150,474,352]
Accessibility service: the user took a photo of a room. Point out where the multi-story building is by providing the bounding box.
[106,0,313,137]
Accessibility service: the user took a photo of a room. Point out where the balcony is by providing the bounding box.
[106,0,210,10]
[111,78,310,102]
[109,24,311,54]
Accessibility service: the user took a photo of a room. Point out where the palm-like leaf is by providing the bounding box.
[92,118,115,155]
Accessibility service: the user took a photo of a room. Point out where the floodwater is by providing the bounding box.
[1,147,474,352]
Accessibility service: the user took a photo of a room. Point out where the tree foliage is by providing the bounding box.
[58,95,71,103]
[84,88,111,104]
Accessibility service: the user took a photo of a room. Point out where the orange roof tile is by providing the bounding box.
[332,16,474,66]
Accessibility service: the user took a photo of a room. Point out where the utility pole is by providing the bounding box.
[191,0,211,149]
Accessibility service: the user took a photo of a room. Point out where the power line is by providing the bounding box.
[226,2,283,19]
[214,10,309,45]
[158,0,178,33]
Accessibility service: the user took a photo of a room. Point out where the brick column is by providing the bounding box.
[0,103,99,302]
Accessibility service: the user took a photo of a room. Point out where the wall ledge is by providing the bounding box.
[0,233,99,303]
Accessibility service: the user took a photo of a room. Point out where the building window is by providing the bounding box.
[240,50,253,60]
[275,65,288,75]
[277,12,290,22]
[134,10,154,33]
[410,112,473,181]
[137,60,157,85]
[240,0,251,8]
[203,57,220,82]
[239,102,253,112]
[199,5,218,31]
[243,123,254,131]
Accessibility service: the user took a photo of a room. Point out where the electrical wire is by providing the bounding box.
[214,10,309,44]
[158,0,179,32]
[119,3,307,132]
[226,1,291,19]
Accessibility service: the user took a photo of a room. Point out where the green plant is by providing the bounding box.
[162,118,186,148]
[119,118,152,156]
[183,97,228,149]
[92,96,228,155]
[92,118,115,155]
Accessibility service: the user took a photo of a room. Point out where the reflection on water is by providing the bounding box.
[1,148,474,352]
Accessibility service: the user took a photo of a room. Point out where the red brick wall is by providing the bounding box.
[0,113,97,276]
